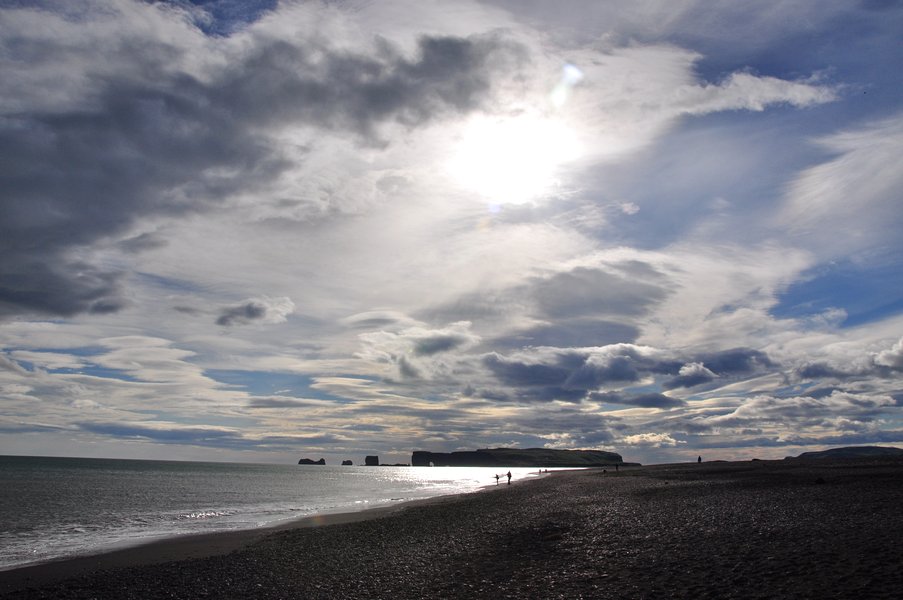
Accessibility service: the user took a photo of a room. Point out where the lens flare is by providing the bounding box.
[551,63,584,109]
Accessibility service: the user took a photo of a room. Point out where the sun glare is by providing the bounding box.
[447,113,582,206]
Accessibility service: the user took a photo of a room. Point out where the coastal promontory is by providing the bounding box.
[788,445,903,460]
[298,458,326,465]
[411,447,625,467]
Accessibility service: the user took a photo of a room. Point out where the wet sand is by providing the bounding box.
[2,458,901,599]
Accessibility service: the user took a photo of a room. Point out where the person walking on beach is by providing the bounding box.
[494,473,500,485]
[506,471,512,485]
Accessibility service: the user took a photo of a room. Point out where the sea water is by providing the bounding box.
[0,455,542,570]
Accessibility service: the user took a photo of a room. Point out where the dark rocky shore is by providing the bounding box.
[2,458,902,599]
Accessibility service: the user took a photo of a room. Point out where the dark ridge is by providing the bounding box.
[411,447,628,467]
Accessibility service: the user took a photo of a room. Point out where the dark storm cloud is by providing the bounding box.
[413,332,474,356]
[797,362,856,379]
[482,345,682,403]
[660,349,774,390]
[0,4,527,319]
[694,348,774,375]
[494,319,640,350]
[480,343,782,403]
[662,363,717,390]
[483,353,574,387]
[662,371,713,390]
[531,266,670,319]
[0,261,127,318]
[218,33,526,138]
[216,301,268,326]
[590,391,686,409]
[215,297,292,326]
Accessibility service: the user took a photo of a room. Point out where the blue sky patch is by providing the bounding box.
[205,369,350,402]
[180,0,277,36]
[772,259,903,327]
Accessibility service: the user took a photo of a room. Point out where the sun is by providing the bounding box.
[446,112,582,206]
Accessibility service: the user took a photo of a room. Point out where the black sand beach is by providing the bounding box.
[2,458,901,599]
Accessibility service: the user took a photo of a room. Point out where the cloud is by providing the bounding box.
[8,350,85,371]
[795,336,903,380]
[590,391,686,409]
[76,421,342,450]
[216,297,294,326]
[480,344,679,403]
[778,113,903,259]
[530,266,670,320]
[0,353,29,375]
[340,310,422,330]
[673,72,835,114]
[555,42,835,160]
[246,396,334,409]
[479,342,784,404]
[357,321,481,380]
[874,337,903,371]
[118,232,169,254]
[711,391,896,428]
[663,362,717,390]
[0,1,529,320]
[619,432,685,447]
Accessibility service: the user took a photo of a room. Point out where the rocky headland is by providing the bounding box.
[411,447,627,467]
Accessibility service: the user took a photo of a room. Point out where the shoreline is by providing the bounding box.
[2,459,901,598]
[0,472,544,593]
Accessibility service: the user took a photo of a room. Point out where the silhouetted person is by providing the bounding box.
[506,471,512,485]
[697,455,702,464]
[615,464,619,472]
[494,474,500,485]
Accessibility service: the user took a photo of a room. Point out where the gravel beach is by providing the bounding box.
[2,458,901,599]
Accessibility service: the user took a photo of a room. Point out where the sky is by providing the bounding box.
[1,0,902,466]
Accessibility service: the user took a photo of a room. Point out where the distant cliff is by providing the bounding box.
[298,458,326,465]
[788,446,903,460]
[411,448,625,467]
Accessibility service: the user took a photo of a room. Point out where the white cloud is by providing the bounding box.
[620,432,685,447]
[874,337,903,371]
[8,351,85,371]
[778,113,903,258]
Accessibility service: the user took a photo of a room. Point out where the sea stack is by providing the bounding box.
[364,455,379,466]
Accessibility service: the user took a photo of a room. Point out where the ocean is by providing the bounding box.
[0,455,543,571]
